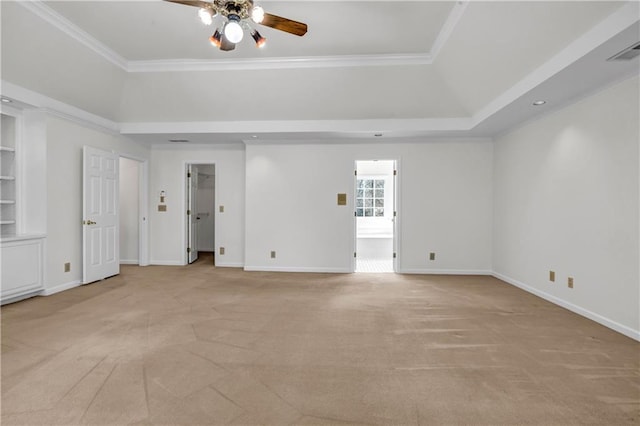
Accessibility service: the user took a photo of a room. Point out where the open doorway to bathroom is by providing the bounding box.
[354,160,396,273]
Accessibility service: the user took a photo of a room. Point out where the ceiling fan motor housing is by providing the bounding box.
[216,0,253,19]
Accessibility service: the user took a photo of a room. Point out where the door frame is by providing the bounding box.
[352,159,401,273]
[183,162,217,265]
[118,154,150,266]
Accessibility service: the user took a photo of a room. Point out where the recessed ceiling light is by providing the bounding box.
[251,135,258,139]
[532,100,546,106]
[1,98,12,103]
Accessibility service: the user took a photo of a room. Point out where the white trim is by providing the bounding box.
[150,260,184,266]
[493,272,640,342]
[40,280,81,296]
[400,269,492,275]
[129,53,433,73]
[215,262,244,268]
[119,260,139,265]
[244,266,352,273]
[430,1,469,61]
[17,1,128,71]
[121,118,474,136]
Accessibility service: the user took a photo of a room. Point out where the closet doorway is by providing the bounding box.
[186,163,216,265]
[354,160,397,273]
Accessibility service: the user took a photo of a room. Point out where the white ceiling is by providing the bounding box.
[1,1,639,145]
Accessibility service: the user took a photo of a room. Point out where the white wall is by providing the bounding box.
[245,140,493,273]
[45,116,149,293]
[493,76,640,340]
[149,146,245,267]
[119,157,139,264]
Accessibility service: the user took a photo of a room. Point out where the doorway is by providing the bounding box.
[119,157,139,265]
[118,156,149,266]
[186,163,216,265]
[354,160,396,273]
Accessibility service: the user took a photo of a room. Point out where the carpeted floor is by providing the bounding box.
[1,259,638,425]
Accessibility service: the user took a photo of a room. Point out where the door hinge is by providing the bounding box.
[393,252,397,259]
[187,172,192,178]
[354,252,357,258]
[354,170,357,176]
[187,247,191,253]
[394,169,397,176]
[187,209,191,215]
[394,211,397,217]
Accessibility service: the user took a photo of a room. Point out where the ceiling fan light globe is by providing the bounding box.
[198,8,213,25]
[224,20,244,43]
[251,6,265,23]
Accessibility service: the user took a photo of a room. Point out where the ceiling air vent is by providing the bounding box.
[607,41,640,61]
[169,139,189,143]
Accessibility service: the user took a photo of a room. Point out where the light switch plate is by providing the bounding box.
[158,205,167,212]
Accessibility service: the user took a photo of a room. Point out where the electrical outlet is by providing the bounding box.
[549,271,555,282]
[64,262,70,272]
[429,252,436,261]
[219,205,224,213]
[270,251,276,259]
[219,247,225,255]
[568,277,574,288]
[158,205,167,212]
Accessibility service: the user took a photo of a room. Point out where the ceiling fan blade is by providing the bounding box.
[220,34,236,51]
[261,13,308,37]
[164,0,211,8]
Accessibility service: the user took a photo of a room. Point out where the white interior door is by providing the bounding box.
[83,146,119,284]
[392,162,398,272]
[187,165,199,264]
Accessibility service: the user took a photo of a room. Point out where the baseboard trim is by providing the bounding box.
[40,280,81,296]
[215,262,244,268]
[244,266,352,273]
[493,272,640,342]
[120,259,139,265]
[150,260,184,266]
[400,268,492,275]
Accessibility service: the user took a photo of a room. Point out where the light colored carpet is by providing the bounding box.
[2,259,638,425]
[356,258,394,273]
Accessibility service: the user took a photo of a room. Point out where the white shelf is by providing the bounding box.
[0,146,15,153]
[0,176,15,180]
[0,200,15,204]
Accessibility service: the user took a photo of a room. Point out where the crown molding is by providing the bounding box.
[17,1,128,71]
[127,53,433,72]
[19,0,468,73]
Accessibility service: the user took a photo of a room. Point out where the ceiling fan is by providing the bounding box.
[165,0,308,51]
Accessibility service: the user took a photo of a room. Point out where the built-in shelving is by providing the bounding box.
[1,113,18,237]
